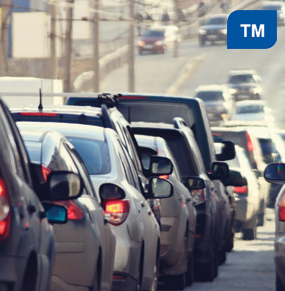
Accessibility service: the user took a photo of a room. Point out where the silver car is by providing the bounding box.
[136,134,197,289]
[18,122,173,291]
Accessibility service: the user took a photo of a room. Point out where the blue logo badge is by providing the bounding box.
[227,10,277,49]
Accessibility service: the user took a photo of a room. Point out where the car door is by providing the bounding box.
[65,141,115,289]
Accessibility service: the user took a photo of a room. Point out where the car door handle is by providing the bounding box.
[186,197,192,203]
[148,211,152,215]
[141,202,145,207]
[104,218,109,225]
[27,204,36,214]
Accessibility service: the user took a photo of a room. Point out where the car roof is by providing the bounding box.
[17,121,106,142]
[234,100,265,107]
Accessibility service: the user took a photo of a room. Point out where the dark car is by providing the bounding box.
[198,14,227,46]
[132,121,230,283]
[194,84,235,124]
[138,28,166,54]
[0,98,74,291]
[227,69,263,101]
[211,126,269,227]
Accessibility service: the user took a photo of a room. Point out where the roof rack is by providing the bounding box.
[98,93,119,108]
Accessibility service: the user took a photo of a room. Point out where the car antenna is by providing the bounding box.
[38,88,43,111]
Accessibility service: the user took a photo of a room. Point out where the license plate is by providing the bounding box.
[144,44,153,49]
[207,35,218,40]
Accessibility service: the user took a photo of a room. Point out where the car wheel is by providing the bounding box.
[185,252,194,286]
[199,37,205,47]
[194,245,215,282]
[242,228,256,240]
[276,272,285,291]
[163,273,185,290]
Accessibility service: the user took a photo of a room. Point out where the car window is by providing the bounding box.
[143,30,164,37]
[196,91,224,101]
[236,105,264,114]
[229,74,256,84]
[67,137,111,175]
[205,17,227,25]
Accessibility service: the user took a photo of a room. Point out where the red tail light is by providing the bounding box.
[0,179,11,242]
[55,201,84,220]
[19,112,58,117]
[191,188,205,204]
[159,175,169,179]
[233,186,248,194]
[42,166,51,182]
[246,132,254,152]
[105,200,130,225]
[279,193,285,221]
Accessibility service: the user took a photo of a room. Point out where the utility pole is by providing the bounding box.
[50,0,57,79]
[0,0,11,76]
[93,0,100,92]
[128,0,135,92]
[173,0,179,58]
[64,0,74,92]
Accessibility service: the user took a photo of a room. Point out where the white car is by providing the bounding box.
[18,122,173,291]
[230,100,275,126]
[261,1,285,25]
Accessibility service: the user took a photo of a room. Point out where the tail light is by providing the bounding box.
[42,166,51,182]
[55,201,84,220]
[278,192,285,221]
[233,186,248,194]
[159,175,169,179]
[246,132,254,152]
[191,188,205,204]
[105,200,130,225]
[19,112,58,117]
[0,179,11,242]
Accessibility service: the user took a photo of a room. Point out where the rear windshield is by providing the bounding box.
[67,137,111,175]
[236,105,264,114]
[143,30,164,37]
[196,91,224,102]
[205,17,227,25]
[229,74,256,84]
[258,138,281,163]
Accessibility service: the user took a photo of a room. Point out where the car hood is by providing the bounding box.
[200,24,226,30]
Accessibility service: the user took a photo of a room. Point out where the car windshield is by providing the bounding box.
[236,104,264,114]
[261,5,281,10]
[143,30,164,37]
[67,137,111,175]
[205,17,227,25]
[229,74,256,84]
[196,91,224,101]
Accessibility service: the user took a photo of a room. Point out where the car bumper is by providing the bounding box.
[234,196,255,223]
[138,45,164,52]
[201,34,227,41]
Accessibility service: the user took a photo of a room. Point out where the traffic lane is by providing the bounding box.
[177,25,285,124]
[160,209,275,291]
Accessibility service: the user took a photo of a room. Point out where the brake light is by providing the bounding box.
[233,186,248,194]
[246,132,254,152]
[159,175,169,179]
[191,188,205,204]
[19,112,58,117]
[105,200,130,225]
[279,192,285,221]
[0,179,11,242]
[42,166,51,182]
[55,201,84,220]
[118,96,149,100]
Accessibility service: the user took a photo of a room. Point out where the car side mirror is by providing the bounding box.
[149,156,173,176]
[264,163,285,184]
[47,171,83,201]
[147,177,174,199]
[216,141,235,161]
[211,162,229,180]
[185,177,205,190]
[42,202,68,224]
[223,170,247,187]
[99,183,126,201]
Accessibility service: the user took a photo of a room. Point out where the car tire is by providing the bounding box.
[242,228,256,240]
[185,252,194,286]
[257,212,265,227]
[218,249,226,265]
[163,273,185,290]
[276,272,285,291]
[194,245,216,282]
[199,37,205,47]
[226,233,234,252]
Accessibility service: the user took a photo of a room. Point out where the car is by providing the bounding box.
[230,100,275,127]
[223,145,259,240]
[212,126,269,227]
[137,25,181,54]
[264,163,285,291]
[0,98,74,291]
[132,121,230,283]
[16,121,174,291]
[198,14,227,46]
[227,69,263,101]
[18,126,116,291]
[135,134,197,289]
[194,84,235,124]
[261,1,285,25]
